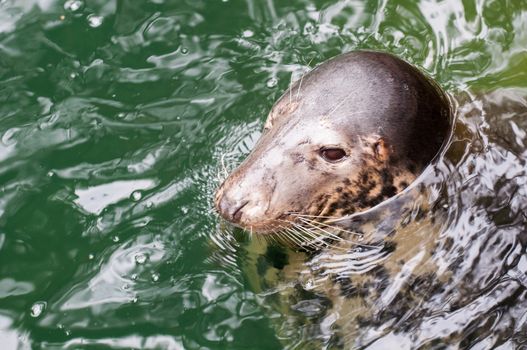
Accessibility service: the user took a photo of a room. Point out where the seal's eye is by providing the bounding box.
[320,147,347,162]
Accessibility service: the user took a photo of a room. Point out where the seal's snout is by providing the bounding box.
[216,193,249,224]
[214,180,252,224]
[214,171,272,230]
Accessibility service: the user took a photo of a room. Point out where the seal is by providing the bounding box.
[215,51,451,235]
[212,52,527,348]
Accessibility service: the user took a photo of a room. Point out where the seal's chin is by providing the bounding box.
[223,212,298,235]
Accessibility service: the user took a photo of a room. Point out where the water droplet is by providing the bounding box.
[116,112,126,119]
[132,297,138,303]
[122,283,129,290]
[131,191,142,201]
[134,253,147,265]
[151,273,160,282]
[30,301,46,318]
[242,30,254,38]
[146,201,153,209]
[64,0,84,13]
[181,47,189,54]
[69,72,76,79]
[87,14,103,28]
[266,77,278,88]
[112,236,119,242]
[88,253,94,260]
[46,171,55,178]
[131,273,138,280]
[92,117,102,128]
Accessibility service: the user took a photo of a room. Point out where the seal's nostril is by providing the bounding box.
[232,201,249,223]
[215,191,250,224]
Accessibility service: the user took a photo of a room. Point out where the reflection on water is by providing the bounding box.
[0,0,525,348]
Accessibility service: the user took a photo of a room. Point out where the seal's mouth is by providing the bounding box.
[214,193,299,234]
[214,177,293,234]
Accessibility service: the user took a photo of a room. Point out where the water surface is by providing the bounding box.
[0,0,526,349]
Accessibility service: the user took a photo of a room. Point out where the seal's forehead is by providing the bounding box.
[265,51,424,142]
[265,110,354,148]
[298,58,398,114]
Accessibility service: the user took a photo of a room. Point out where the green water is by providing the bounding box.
[0,0,526,349]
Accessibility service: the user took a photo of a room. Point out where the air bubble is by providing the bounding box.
[87,14,103,28]
[64,0,84,13]
[88,254,94,260]
[131,191,142,201]
[181,47,189,54]
[30,302,46,318]
[112,236,119,242]
[134,253,147,264]
[266,77,278,88]
[242,30,254,38]
[151,273,160,282]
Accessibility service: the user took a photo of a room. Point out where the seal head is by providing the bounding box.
[215,51,450,233]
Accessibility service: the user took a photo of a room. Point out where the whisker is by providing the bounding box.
[284,219,345,250]
[288,212,340,220]
[289,72,294,104]
[289,223,323,243]
[295,57,314,101]
[279,229,298,248]
[290,223,350,251]
[284,227,306,247]
[296,217,344,241]
[302,218,363,238]
[220,153,229,178]
[297,218,377,249]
